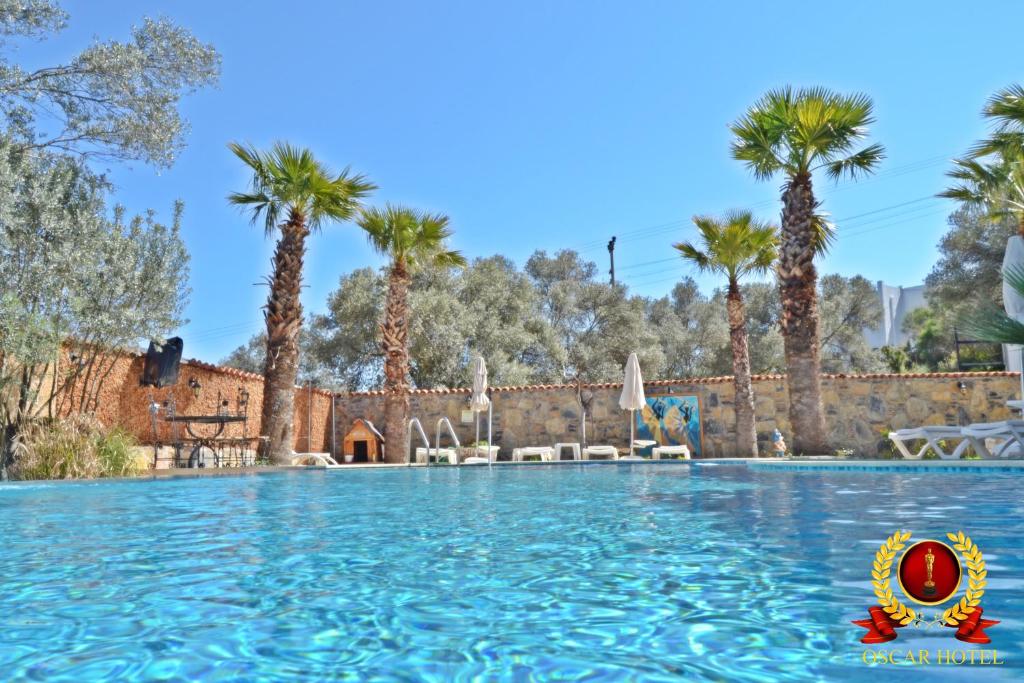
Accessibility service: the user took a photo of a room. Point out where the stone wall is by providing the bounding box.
[333,372,1019,459]
[57,352,334,453]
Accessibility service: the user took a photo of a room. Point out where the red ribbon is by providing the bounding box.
[852,606,904,643]
[946,607,999,644]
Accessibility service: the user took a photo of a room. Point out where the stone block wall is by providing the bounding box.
[333,372,1019,459]
[56,352,334,453]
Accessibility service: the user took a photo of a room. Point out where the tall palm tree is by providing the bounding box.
[675,211,777,457]
[228,142,374,464]
[357,205,466,463]
[730,86,884,454]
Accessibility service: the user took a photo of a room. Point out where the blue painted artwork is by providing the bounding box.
[635,394,702,457]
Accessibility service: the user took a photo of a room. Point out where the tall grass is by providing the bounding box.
[10,415,142,480]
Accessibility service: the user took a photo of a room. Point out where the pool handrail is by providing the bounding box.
[408,417,430,465]
[435,417,461,465]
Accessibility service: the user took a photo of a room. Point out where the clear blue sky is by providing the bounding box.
[39,1,1024,360]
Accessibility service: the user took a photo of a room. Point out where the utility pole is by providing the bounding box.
[607,236,617,286]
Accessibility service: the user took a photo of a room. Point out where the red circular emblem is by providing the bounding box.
[897,540,961,605]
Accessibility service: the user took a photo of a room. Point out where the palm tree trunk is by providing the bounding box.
[779,172,829,454]
[260,208,308,465]
[381,261,411,463]
[727,280,758,457]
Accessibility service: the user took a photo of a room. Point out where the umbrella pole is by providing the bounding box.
[487,401,493,466]
[630,409,635,457]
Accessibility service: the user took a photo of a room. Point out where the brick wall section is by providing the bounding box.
[334,372,1019,459]
[60,352,334,453]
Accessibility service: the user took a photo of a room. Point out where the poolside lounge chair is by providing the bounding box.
[887,427,972,460]
[652,445,691,460]
[582,445,619,460]
[415,447,459,465]
[961,420,1024,458]
[511,446,554,462]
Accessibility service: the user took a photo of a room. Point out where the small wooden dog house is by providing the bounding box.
[343,419,385,463]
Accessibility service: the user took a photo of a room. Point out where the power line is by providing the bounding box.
[572,151,955,253]
[623,205,951,290]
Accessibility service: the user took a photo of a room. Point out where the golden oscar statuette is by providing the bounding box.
[923,546,936,597]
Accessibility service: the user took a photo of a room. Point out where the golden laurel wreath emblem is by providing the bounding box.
[871,529,986,627]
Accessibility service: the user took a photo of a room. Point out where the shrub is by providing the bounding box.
[10,416,142,480]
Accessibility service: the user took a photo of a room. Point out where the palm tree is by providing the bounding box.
[675,211,777,457]
[969,84,1024,161]
[940,157,1024,235]
[228,142,375,464]
[730,86,884,454]
[941,85,1024,237]
[357,205,466,463]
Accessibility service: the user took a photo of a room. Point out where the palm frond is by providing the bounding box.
[731,86,882,183]
[959,264,1024,344]
[677,211,777,281]
[983,84,1024,132]
[810,211,837,256]
[356,204,465,273]
[824,143,886,181]
[227,140,375,235]
[960,305,1024,345]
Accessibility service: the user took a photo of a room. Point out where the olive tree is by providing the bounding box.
[0,143,190,475]
[0,1,220,166]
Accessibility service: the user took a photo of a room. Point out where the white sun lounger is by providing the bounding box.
[960,420,1024,458]
[511,446,554,462]
[415,447,459,465]
[652,445,691,460]
[887,427,972,460]
[582,445,619,460]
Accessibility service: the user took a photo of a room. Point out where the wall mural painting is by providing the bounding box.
[636,394,702,457]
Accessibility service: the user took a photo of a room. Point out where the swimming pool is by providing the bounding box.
[1,463,1021,681]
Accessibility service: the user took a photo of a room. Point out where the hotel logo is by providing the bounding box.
[852,530,999,645]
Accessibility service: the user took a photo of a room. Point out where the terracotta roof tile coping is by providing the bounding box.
[339,371,1019,397]
[124,351,336,397]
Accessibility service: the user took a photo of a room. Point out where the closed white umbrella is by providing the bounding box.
[619,352,646,458]
[1003,235,1024,400]
[468,356,492,464]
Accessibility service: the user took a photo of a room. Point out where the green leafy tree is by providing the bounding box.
[357,205,466,463]
[926,206,1014,319]
[228,142,374,464]
[731,86,884,454]
[675,211,776,457]
[525,250,664,382]
[818,274,884,373]
[306,268,387,391]
[0,142,189,475]
[0,1,220,166]
[880,345,912,373]
[646,278,730,378]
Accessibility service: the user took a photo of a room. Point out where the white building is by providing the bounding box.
[864,281,928,348]
[865,280,1016,371]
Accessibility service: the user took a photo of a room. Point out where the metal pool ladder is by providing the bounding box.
[407,417,430,465]
[435,417,461,466]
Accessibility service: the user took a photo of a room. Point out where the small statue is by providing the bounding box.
[771,429,787,456]
[923,546,936,595]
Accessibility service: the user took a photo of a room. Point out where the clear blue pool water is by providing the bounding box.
[1,463,1022,682]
